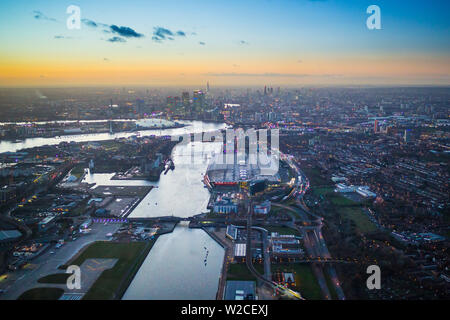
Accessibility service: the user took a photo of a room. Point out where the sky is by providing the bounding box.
[0,0,449,87]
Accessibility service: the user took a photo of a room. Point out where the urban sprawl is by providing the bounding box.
[0,86,448,300]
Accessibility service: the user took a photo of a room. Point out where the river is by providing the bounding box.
[122,222,224,300]
[1,120,227,300]
[0,120,226,153]
[121,139,226,299]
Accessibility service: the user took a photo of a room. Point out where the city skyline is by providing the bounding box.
[0,0,449,87]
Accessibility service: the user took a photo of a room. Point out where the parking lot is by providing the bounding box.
[0,222,120,300]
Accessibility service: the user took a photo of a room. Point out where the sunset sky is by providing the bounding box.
[0,0,449,87]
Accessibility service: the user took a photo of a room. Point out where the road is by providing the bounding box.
[0,222,120,300]
[245,199,304,300]
[279,154,345,300]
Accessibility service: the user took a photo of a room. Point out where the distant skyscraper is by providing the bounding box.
[193,90,205,111]
[206,81,210,93]
[269,112,277,122]
[255,112,264,123]
[136,99,145,114]
[89,159,95,171]
[374,120,379,133]
[404,129,411,143]
[264,86,267,96]
[182,91,190,104]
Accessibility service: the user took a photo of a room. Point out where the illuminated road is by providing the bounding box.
[278,154,346,300]
[245,198,304,300]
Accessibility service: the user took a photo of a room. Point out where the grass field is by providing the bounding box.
[70,164,85,179]
[265,226,302,237]
[268,206,284,217]
[227,262,322,300]
[330,194,358,207]
[302,167,331,186]
[18,288,64,300]
[227,263,256,281]
[311,187,333,197]
[272,263,322,300]
[325,192,376,233]
[38,273,70,284]
[61,241,154,300]
[337,206,376,233]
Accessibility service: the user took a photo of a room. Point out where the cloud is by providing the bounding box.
[54,35,73,40]
[110,25,144,38]
[82,19,98,28]
[238,40,249,45]
[199,41,206,45]
[103,58,110,61]
[152,27,187,42]
[152,27,173,42]
[82,18,111,31]
[107,36,126,43]
[33,10,58,22]
[297,59,303,63]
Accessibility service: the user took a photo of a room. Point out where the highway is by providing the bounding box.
[280,154,346,300]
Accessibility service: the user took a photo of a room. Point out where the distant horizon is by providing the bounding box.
[1,84,450,90]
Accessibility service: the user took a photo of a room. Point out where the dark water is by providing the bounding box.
[122,222,224,300]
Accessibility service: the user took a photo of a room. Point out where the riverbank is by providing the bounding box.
[0,119,187,142]
[201,227,233,300]
[0,120,227,154]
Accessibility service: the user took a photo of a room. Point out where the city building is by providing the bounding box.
[0,229,22,245]
[213,197,238,214]
[38,216,58,232]
[224,280,256,300]
[254,200,271,215]
[226,224,239,241]
[233,243,246,262]
[404,129,412,143]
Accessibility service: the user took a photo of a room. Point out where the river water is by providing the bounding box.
[129,140,222,218]
[0,120,226,153]
[122,134,226,299]
[122,222,224,300]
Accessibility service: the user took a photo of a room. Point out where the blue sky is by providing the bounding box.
[0,0,449,86]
